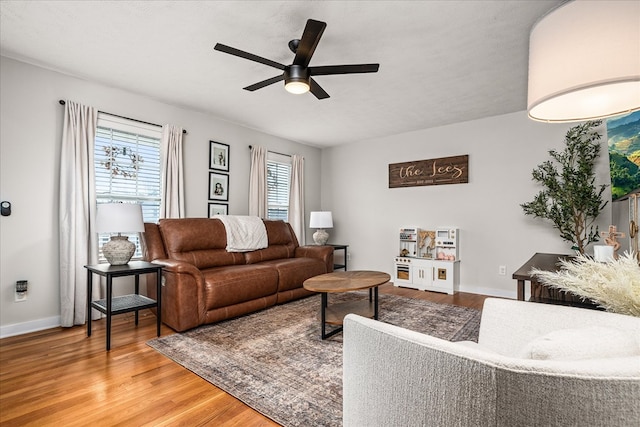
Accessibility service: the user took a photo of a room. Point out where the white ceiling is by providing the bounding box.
[0,0,563,147]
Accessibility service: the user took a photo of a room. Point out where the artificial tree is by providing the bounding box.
[521,120,608,254]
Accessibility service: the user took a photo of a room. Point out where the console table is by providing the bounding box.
[85,261,162,350]
[513,253,597,308]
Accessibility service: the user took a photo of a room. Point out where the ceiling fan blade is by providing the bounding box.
[309,78,330,100]
[310,64,380,76]
[243,75,285,91]
[214,43,285,70]
[293,19,327,67]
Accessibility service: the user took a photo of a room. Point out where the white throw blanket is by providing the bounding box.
[215,215,268,252]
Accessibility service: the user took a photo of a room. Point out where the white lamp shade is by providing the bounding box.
[309,211,333,229]
[527,0,640,122]
[95,203,144,234]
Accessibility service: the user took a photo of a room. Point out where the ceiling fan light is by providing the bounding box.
[284,64,310,95]
[285,80,310,94]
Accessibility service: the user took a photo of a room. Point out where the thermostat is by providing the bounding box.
[0,201,10,216]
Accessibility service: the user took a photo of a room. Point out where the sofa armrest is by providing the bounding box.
[295,245,334,272]
[343,314,498,427]
[344,313,640,427]
[146,258,206,332]
[151,258,201,275]
[478,298,640,357]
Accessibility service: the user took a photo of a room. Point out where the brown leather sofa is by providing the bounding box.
[142,218,333,332]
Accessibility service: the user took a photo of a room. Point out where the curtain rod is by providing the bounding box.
[59,100,187,134]
[248,145,291,157]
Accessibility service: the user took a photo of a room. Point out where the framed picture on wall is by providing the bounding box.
[209,172,229,201]
[208,203,228,217]
[209,141,230,172]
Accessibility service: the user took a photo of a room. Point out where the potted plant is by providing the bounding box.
[521,120,608,254]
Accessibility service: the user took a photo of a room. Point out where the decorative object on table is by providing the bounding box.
[593,245,615,263]
[95,203,144,265]
[527,1,640,122]
[208,202,228,217]
[208,171,229,201]
[521,121,608,254]
[309,211,333,245]
[601,225,626,259]
[388,155,468,188]
[209,140,229,172]
[531,251,640,317]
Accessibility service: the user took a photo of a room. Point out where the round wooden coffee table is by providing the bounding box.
[303,270,391,339]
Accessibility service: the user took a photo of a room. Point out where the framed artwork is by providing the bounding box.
[209,141,230,172]
[607,110,640,201]
[209,172,229,201]
[208,203,228,217]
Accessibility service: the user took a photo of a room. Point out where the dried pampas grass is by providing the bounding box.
[531,252,640,317]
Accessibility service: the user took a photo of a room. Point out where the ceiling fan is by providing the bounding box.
[214,19,379,99]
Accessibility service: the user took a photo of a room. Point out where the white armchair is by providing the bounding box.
[343,298,640,427]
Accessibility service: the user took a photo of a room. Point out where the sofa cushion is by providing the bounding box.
[264,220,299,245]
[202,264,279,310]
[244,220,297,264]
[518,326,640,360]
[159,218,245,269]
[258,257,328,292]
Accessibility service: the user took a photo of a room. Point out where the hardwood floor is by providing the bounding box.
[0,285,489,426]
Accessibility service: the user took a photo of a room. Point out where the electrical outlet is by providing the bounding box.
[347,253,351,261]
[498,265,507,276]
[15,280,28,302]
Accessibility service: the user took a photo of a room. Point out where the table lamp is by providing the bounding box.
[96,203,145,265]
[309,211,333,245]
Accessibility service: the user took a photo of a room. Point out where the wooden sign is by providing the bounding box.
[389,155,469,188]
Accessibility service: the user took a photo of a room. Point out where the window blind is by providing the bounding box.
[94,115,162,260]
[267,159,291,221]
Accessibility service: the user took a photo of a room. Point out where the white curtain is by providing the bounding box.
[249,145,267,218]
[160,124,185,219]
[59,101,99,326]
[289,154,305,245]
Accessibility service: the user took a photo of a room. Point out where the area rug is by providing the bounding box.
[147,293,481,427]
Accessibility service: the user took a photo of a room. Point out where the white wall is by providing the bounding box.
[612,200,631,254]
[322,112,613,298]
[0,57,322,336]
[0,55,617,336]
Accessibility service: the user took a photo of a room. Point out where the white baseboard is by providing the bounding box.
[0,315,61,339]
[457,284,516,300]
[0,285,514,339]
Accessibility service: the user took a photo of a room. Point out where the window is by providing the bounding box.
[267,152,291,221]
[94,114,162,260]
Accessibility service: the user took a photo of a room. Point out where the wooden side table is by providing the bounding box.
[85,261,162,350]
[512,253,568,301]
[330,244,348,270]
[512,253,597,308]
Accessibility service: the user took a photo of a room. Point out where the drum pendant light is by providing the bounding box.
[527,1,640,122]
